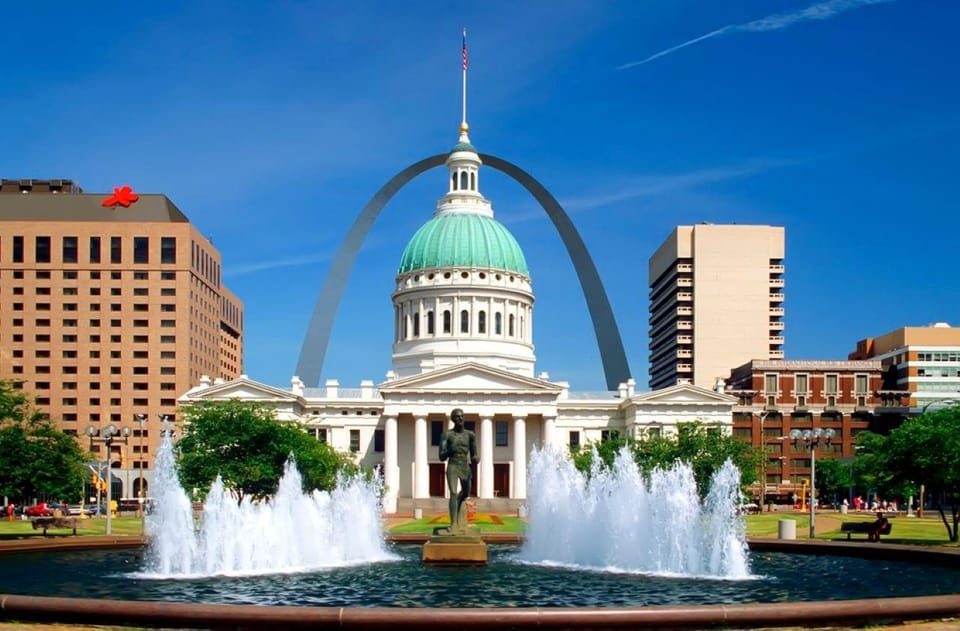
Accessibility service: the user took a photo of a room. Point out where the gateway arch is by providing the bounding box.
[295,153,631,391]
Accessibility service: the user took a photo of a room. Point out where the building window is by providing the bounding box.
[495,312,502,335]
[569,431,581,449]
[373,429,385,453]
[89,236,101,264]
[62,236,78,263]
[764,373,778,395]
[35,236,51,263]
[443,310,451,334]
[601,429,620,442]
[133,237,149,264]
[495,421,508,447]
[110,237,121,264]
[478,311,486,334]
[12,236,24,263]
[412,312,420,337]
[460,310,469,334]
[426,311,435,335]
[349,429,360,453]
[795,373,808,395]
[161,237,176,264]
[509,314,515,337]
[431,420,444,446]
[316,428,327,444]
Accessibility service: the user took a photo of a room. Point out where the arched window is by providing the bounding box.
[520,316,525,340]
[460,309,470,333]
[460,171,468,190]
[495,312,502,335]
[478,311,486,334]
[427,310,435,335]
[402,314,408,339]
[470,171,476,191]
[451,173,457,191]
[413,312,420,337]
[443,310,452,333]
[509,314,515,337]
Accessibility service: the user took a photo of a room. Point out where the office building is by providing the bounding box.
[0,178,244,498]
[848,322,960,413]
[648,224,786,390]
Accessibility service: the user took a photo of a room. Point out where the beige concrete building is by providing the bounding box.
[848,322,960,413]
[0,178,244,499]
[648,224,785,390]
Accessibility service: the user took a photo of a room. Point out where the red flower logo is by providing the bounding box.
[102,185,139,208]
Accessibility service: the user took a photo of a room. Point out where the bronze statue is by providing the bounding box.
[439,408,478,532]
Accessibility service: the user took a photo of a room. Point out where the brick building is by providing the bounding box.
[0,178,243,499]
[725,359,902,504]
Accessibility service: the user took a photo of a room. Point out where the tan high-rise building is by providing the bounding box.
[648,224,785,390]
[0,178,243,499]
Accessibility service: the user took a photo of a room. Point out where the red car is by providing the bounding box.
[24,503,52,517]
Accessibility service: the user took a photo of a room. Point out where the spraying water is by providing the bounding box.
[519,447,751,579]
[143,432,395,577]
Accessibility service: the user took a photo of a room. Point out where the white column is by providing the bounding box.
[479,416,494,499]
[383,415,398,513]
[543,415,556,449]
[512,415,527,499]
[414,416,428,499]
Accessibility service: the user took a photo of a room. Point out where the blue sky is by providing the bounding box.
[2,1,957,391]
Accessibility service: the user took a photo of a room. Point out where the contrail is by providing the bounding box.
[617,0,895,70]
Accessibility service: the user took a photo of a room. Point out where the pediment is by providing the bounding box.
[629,382,738,406]
[379,362,561,394]
[182,378,299,403]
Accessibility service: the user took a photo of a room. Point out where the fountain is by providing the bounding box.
[143,434,394,577]
[520,446,750,578]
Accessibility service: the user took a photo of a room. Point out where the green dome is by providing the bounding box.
[398,213,529,276]
[451,141,477,153]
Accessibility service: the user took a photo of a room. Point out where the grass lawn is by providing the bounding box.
[745,511,958,546]
[390,510,958,545]
[0,516,144,539]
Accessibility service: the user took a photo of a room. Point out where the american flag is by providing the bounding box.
[462,29,468,70]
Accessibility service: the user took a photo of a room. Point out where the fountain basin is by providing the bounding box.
[0,539,959,629]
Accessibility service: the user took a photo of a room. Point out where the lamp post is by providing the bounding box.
[86,424,131,535]
[790,427,834,539]
[135,414,148,516]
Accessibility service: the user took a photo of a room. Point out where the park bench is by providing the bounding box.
[840,518,891,541]
[30,516,80,536]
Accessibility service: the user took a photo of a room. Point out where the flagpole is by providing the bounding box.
[461,27,468,132]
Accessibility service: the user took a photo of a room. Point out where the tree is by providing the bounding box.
[177,400,357,501]
[860,407,960,541]
[811,456,853,506]
[572,422,763,497]
[0,380,89,503]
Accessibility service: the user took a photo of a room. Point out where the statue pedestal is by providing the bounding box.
[422,525,487,565]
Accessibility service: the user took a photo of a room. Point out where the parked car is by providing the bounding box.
[24,503,52,517]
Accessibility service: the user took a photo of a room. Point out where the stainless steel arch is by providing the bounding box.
[295,153,631,390]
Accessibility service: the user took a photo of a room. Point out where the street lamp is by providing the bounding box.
[789,427,834,539]
[86,424,131,535]
[135,414,148,515]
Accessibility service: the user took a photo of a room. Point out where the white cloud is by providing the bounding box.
[618,0,895,69]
